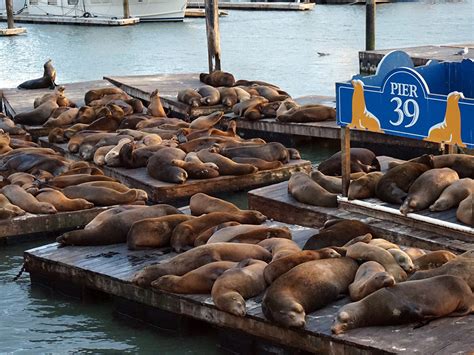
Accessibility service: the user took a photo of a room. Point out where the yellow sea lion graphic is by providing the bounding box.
[425,91,466,148]
[348,80,384,133]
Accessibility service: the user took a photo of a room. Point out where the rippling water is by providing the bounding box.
[0,2,473,353]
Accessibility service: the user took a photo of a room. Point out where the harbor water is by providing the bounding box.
[1,1,473,353]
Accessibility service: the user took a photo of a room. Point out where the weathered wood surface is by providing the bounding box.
[1,79,113,140]
[105,73,232,119]
[0,207,108,243]
[248,181,474,253]
[359,44,474,74]
[38,138,311,203]
[24,219,473,354]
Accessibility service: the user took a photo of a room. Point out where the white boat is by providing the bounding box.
[1,0,187,22]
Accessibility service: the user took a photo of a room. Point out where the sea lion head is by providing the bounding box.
[275,300,306,328]
[38,202,57,214]
[399,198,417,216]
[131,266,163,287]
[134,189,148,201]
[150,275,180,292]
[220,292,247,317]
[332,309,353,335]
[372,272,396,288]
[190,98,201,107]
[268,226,292,239]
[348,176,371,200]
[318,247,341,259]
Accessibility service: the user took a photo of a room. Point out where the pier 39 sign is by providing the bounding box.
[336,51,474,149]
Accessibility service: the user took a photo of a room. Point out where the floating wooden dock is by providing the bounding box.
[0,27,27,36]
[0,207,108,245]
[0,14,139,26]
[359,44,474,74]
[24,219,473,354]
[248,181,473,253]
[187,1,314,11]
[1,79,114,140]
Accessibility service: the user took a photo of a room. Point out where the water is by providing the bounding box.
[1,2,473,353]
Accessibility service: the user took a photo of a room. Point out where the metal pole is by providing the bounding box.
[366,0,375,51]
[205,0,221,72]
[341,127,351,197]
[123,0,130,18]
[6,0,15,29]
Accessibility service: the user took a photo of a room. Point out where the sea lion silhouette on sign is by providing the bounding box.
[425,91,466,148]
[348,80,384,133]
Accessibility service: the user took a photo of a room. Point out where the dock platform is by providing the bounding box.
[187,1,314,11]
[24,219,473,354]
[359,44,474,74]
[1,79,113,140]
[0,14,139,26]
[248,181,473,253]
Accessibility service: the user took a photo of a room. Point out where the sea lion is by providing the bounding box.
[0,193,25,217]
[127,214,195,250]
[332,275,474,335]
[48,174,116,188]
[346,242,407,282]
[0,132,12,154]
[194,221,241,246]
[233,97,269,117]
[219,142,290,164]
[432,154,473,178]
[170,210,267,252]
[303,219,377,250]
[119,143,165,169]
[88,93,131,107]
[310,170,342,193]
[277,105,336,123]
[258,238,301,260]
[147,89,167,117]
[231,157,283,171]
[207,225,292,244]
[44,108,79,127]
[48,128,66,143]
[177,89,202,107]
[18,59,56,90]
[287,148,301,160]
[132,243,272,287]
[400,168,459,215]
[75,106,97,124]
[0,113,26,135]
[57,204,180,246]
[429,178,474,212]
[62,185,138,206]
[401,247,426,261]
[343,233,373,247]
[84,205,144,230]
[170,159,219,179]
[33,86,65,108]
[14,98,59,125]
[288,172,338,207]
[348,172,384,200]
[77,181,147,202]
[84,87,126,105]
[60,166,103,176]
[263,248,341,284]
[64,124,88,139]
[104,138,133,167]
[197,149,257,176]
[368,238,400,250]
[318,148,380,176]
[200,71,235,87]
[151,261,238,294]
[189,111,224,130]
[253,86,289,102]
[234,87,251,102]
[457,195,473,225]
[413,250,457,270]
[388,248,415,273]
[93,145,115,166]
[86,104,124,132]
[348,261,395,301]
[376,156,434,204]
[197,85,221,106]
[218,87,238,107]
[147,147,188,184]
[36,188,94,212]
[262,257,358,328]
[1,185,57,214]
[212,259,268,316]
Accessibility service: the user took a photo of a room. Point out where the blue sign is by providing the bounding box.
[336,51,474,149]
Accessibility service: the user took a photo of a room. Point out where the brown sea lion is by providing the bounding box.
[62,185,137,206]
[400,168,459,215]
[262,257,359,328]
[413,250,457,270]
[258,238,301,260]
[231,157,282,171]
[60,166,103,176]
[318,148,380,176]
[93,145,115,166]
[119,143,166,169]
[14,98,59,125]
[147,89,167,117]
[88,93,131,107]
[432,154,473,179]
[207,225,292,244]
[0,132,12,154]
[310,170,342,193]
[277,105,336,123]
[218,87,238,107]
[348,261,395,301]
[303,219,377,250]
[107,100,133,116]
[170,210,267,252]
[346,242,407,282]
[401,247,426,261]
[212,259,268,316]
[200,71,235,87]
[0,113,26,135]
[132,243,272,287]
[0,193,25,217]
[57,204,180,246]
[376,156,434,204]
[84,87,126,105]
[234,87,251,102]
[75,106,97,124]
[177,89,202,107]
[2,184,56,214]
[44,108,79,127]
[67,131,111,153]
[219,142,289,164]
[189,111,224,130]
[343,233,373,247]
[348,171,384,200]
[253,86,289,102]
[104,138,133,167]
[77,181,147,202]
[86,104,124,132]
[84,205,145,230]
[18,59,56,90]
[197,85,221,106]
[233,97,269,117]
[146,147,188,184]
[151,261,237,294]
[430,178,474,212]
[179,136,233,153]
[288,172,338,207]
[36,188,94,212]
[170,159,219,179]
[194,222,241,246]
[457,195,473,225]
[263,248,341,284]
[197,149,257,175]
[368,238,400,250]
[332,275,474,334]
[48,127,66,143]
[388,248,415,273]
[127,214,195,250]
[48,174,116,188]
[64,124,88,139]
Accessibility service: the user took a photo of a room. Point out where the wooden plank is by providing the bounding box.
[0,14,139,25]
[23,217,473,354]
[248,181,474,253]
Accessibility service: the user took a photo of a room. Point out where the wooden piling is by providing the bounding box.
[341,127,351,197]
[365,0,375,50]
[5,0,15,29]
[123,0,130,18]
[205,0,222,72]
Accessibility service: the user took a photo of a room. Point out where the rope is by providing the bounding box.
[12,263,26,282]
